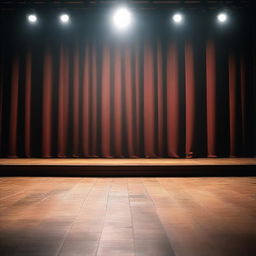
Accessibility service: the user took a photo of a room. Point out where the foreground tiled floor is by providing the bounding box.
[0,177,255,256]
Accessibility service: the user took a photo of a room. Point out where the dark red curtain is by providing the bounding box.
[0,36,254,158]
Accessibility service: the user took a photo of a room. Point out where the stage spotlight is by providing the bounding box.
[172,13,183,24]
[27,14,37,24]
[217,12,228,23]
[113,7,132,30]
[59,14,70,24]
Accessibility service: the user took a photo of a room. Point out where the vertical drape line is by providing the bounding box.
[64,47,70,156]
[58,44,65,157]
[206,40,217,157]
[124,46,135,157]
[42,49,52,157]
[91,44,98,157]
[135,42,141,156]
[58,45,70,157]
[82,43,90,157]
[157,41,163,156]
[0,52,3,155]
[240,54,246,155]
[185,41,195,158]
[24,51,32,157]
[229,52,237,157]
[101,45,111,157]
[114,46,123,156]
[167,41,179,157]
[9,57,19,157]
[144,42,156,157]
[73,43,80,157]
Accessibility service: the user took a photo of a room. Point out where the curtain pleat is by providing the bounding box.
[144,42,156,157]
[240,53,246,155]
[185,41,195,158]
[42,49,52,157]
[134,42,141,156]
[124,46,135,157]
[0,38,253,158]
[58,45,65,157]
[24,51,32,157]
[8,57,19,157]
[64,48,70,156]
[206,40,217,157]
[113,46,123,157]
[0,52,3,155]
[91,44,99,157]
[157,41,164,157]
[229,52,237,157]
[82,43,90,157]
[101,45,111,157]
[58,45,70,157]
[72,43,80,157]
[167,42,180,157]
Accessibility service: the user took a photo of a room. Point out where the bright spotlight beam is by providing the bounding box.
[27,14,38,24]
[60,14,70,24]
[113,7,132,30]
[217,13,228,23]
[172,13,183,24]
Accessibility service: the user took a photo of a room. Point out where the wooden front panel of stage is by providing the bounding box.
[0,177,255,255]
[0,158,255,176]
[1,158,256,166]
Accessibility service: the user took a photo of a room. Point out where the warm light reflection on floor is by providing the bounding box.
[0,177,255,256]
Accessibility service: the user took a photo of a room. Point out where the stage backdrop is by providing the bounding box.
[0,12,254,158]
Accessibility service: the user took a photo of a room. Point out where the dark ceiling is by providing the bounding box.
[0,0,252,10]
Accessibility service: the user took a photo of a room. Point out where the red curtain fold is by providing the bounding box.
[24,51,32,157]
[91,44,98,157]
[0,38,253,158]
[157,41,164,157]
[8,56,19,158]
[185,41,195,158]
[240,53,246,155]
[113,46,123,157]
[101,45,111,157]
[58,45,65,157]
[0,52,3,154]
[82,43,90,157]
[42,48,53,158]
[58,45,70,157]
[206,40,217,157]
[124,46,135,157]
[144,42,156,157]
[72,43,80,157]
[229,52,237,157]
[167,41,180,158]
[134,42,141,156]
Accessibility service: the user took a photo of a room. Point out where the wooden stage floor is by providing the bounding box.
[0,177,255,256]
[0,158,256,176]
[1,158,256,166]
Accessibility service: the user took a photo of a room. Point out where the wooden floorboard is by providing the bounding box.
[0,177,255,256]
